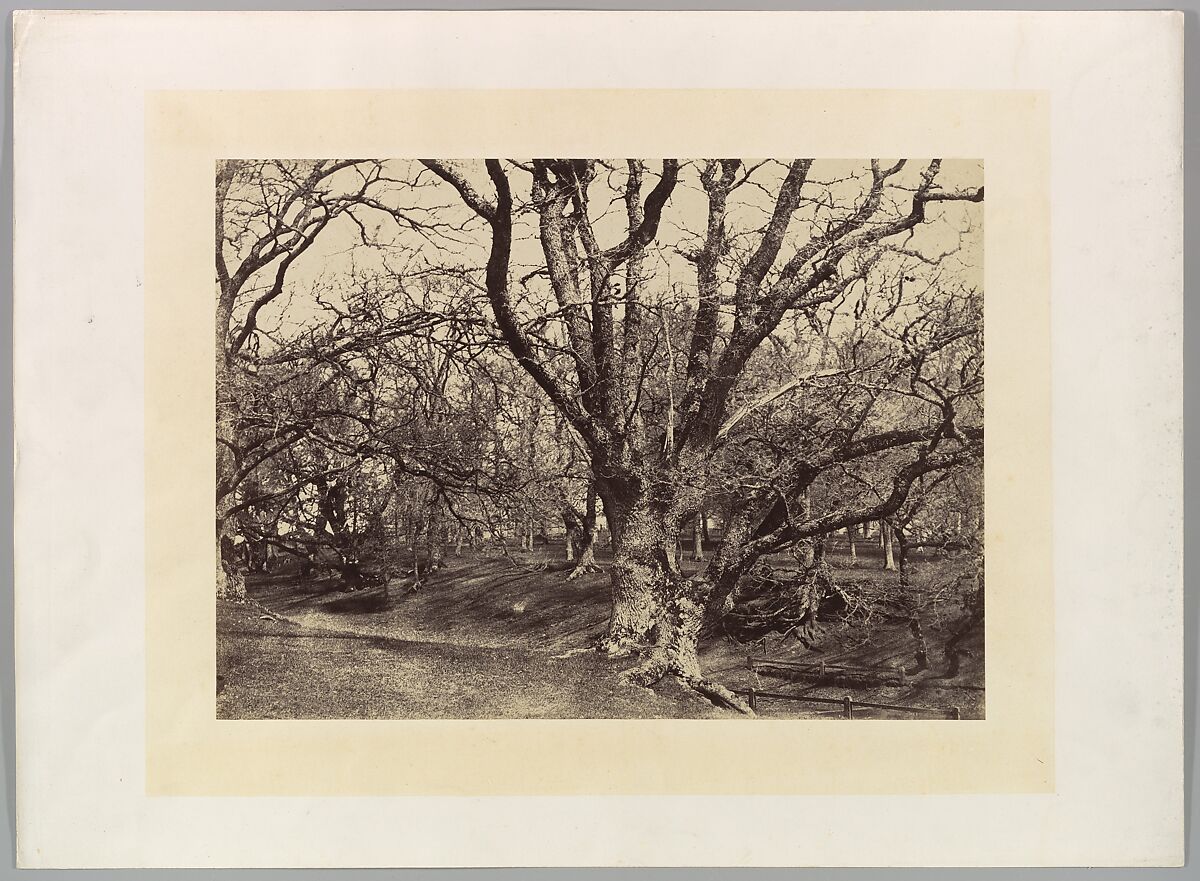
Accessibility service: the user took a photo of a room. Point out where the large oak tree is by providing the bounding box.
[413,158,983,707]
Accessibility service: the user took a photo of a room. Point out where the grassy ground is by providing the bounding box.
[217,543,983,720]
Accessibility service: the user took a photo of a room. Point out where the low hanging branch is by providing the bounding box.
[715,368,853,442]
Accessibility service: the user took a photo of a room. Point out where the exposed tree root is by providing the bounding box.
[618,653,756,716]
[565,559,601,580]
[719,559,841,646]
[685,676,755,716]
[595,634,640,659]
[617,652,668,687]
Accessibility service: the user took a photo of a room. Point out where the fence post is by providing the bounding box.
[748,687,757,712]
[843,696,853,719]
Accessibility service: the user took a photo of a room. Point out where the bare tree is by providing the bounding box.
[415,158,983,709]
[216,160,512,594]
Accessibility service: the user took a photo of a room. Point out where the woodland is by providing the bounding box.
[216,158,985,718]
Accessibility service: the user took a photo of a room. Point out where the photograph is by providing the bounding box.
[215,157,986,721]
[12,6,1184,867]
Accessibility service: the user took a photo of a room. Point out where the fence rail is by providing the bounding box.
[734,687,960,719]
[741,655,960,719]
[745,654,907,688]
[746,654,906,677]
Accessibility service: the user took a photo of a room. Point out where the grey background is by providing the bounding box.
[2,1,1193,875]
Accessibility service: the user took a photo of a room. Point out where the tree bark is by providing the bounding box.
[692,513,705,562]
[624,573,706,682]
[600,496,664,654]
[799,490,816,566]
[846,525,857,565]
[604,569,657,655]
[566,480,601,579]
[568,533,598,578]
[216,513,246,600]
[882,521,897,571]
[215,340,246,598]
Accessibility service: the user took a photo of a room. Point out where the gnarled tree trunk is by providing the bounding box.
[568,531,598,578]
[597,480,754,713]
[600,496,664,654]
[624,573,707,683]
[566,480,600,579]
[216,506,246,600]
[316,475,365,587]
[215,321,247,599]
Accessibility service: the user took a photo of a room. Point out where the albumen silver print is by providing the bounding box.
[216,158,986,720]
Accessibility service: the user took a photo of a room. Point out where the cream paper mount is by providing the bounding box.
[14,10,1183,868]
[146,89,1051,797]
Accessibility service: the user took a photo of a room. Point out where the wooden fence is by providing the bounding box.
[740,655,961,719]
[746,655,908,688]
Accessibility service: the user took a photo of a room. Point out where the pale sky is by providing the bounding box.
[226,158,983,354]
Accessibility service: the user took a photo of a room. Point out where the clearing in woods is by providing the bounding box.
[217,541,984,720]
